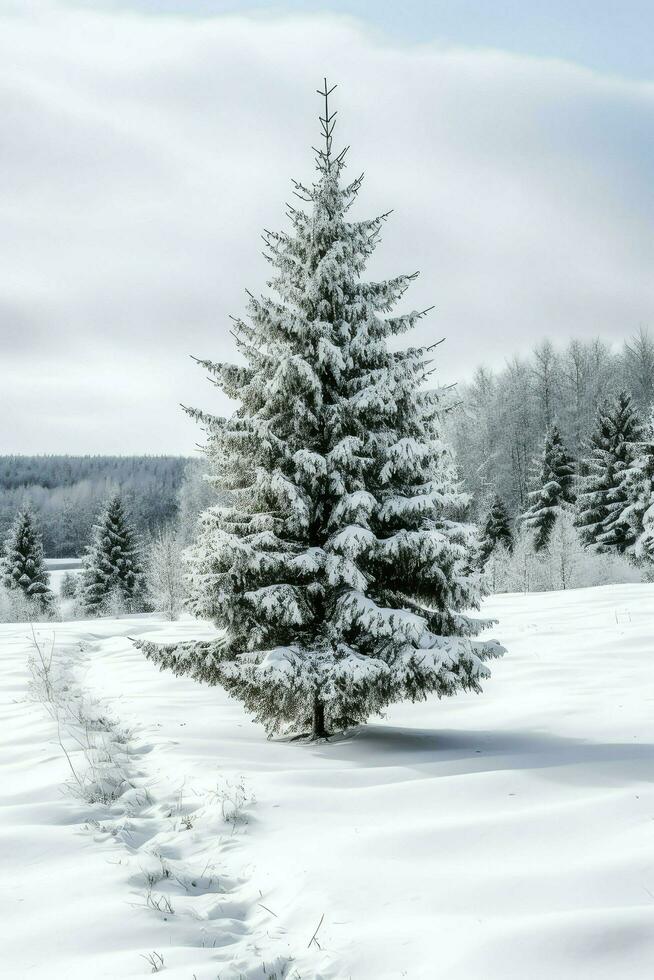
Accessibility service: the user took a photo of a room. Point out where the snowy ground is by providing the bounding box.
[2,584,653,979]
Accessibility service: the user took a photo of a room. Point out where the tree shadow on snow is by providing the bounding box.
[307,724,654,788]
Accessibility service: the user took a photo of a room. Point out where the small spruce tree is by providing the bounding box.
[60,570,79,599]
[2,510,54,613]
[575,391,643,552]
[523,425,576,551]
[479,495,513,564]
[81,494,146,615]
[136,82,503,738]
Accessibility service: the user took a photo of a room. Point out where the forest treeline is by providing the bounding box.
[0,455,197,556]
[2,329,651,560]
[448,328,654,520]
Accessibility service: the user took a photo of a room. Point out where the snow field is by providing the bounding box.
[2,618,299,979]
[1,584,653,978]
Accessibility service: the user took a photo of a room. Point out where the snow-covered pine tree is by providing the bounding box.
[575,391,644,552]
[522,425,576,551]
[479,495,513,564]
[60,570,79,599]
[81,494,146,615]
[2,509,54,613]
[619,417,654,567]
[136,82,503,738]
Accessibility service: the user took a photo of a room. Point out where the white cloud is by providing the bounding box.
[2,4,653,452]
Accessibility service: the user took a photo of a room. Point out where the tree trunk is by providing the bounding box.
[312,694,327,739]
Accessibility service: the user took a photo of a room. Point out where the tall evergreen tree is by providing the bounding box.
[575,392,644,552]
[523,425,575,551]
[81,494,146,614]
[619,422,654,566]
[479,495,513,564]
[137,82,503,738]
[2,509,54,612]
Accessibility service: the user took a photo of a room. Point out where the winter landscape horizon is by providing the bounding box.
[2,3,654,979]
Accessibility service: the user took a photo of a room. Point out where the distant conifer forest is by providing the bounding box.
[0,456,193,556]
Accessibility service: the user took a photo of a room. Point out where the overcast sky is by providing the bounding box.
[3,1,654,454]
